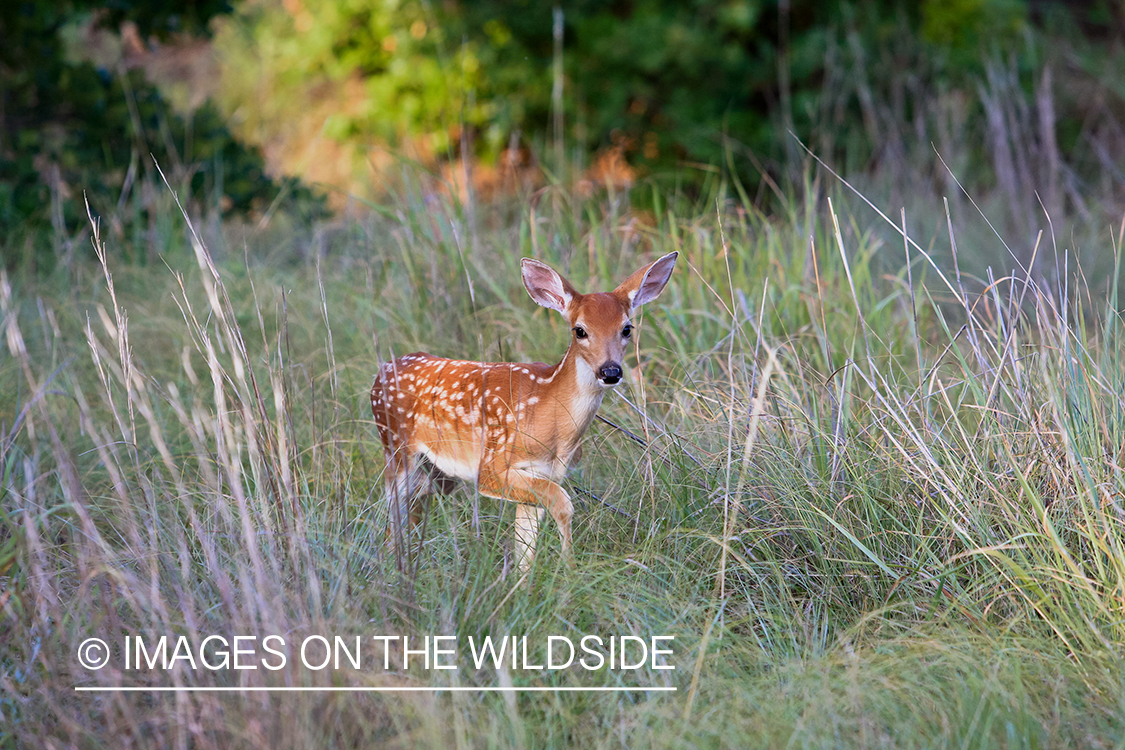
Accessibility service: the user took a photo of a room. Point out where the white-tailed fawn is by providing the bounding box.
[371,252,677,573]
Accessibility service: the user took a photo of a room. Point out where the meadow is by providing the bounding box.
[2,171,1125,748]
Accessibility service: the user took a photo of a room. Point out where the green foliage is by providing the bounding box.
[210,0,1054,176]
[469,0,786,166]
[921,0,1027,51]
[214,0,492,156]
[208,0,1125,244]
[0,0,326,273]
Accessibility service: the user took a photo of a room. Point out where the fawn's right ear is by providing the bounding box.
[521,259,577,314]
[613,251,678,311]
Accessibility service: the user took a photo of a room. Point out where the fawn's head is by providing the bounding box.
[521,252,678,388]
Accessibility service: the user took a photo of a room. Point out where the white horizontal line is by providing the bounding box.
[76,686,676,693]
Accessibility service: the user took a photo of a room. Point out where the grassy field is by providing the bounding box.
[2,175,1125,748]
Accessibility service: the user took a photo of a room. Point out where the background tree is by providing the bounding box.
[0,0,324,272]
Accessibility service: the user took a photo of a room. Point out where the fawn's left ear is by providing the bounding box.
[522,258,579,315]
[614,251,678,311]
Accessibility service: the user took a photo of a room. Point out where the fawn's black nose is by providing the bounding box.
[598,364,622,385]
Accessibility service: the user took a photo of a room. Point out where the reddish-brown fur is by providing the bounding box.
[372,252,677,572]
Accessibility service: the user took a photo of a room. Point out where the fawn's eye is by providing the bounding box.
[574,326,588,339]
[622,324,633,338]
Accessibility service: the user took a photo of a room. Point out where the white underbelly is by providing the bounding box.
[416,442,479,482]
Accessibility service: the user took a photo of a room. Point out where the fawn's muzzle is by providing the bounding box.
[598,364,622,385]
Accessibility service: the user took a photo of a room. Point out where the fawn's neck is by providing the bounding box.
[542,342,607,444]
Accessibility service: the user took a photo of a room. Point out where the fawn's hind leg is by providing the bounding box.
[384,451,425,567]
[385,452,457,569]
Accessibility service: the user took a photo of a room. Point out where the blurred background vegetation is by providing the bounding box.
[2,0,1125,274]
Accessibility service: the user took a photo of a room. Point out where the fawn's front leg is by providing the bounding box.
[478,467,574,572]
[513,503,547,573]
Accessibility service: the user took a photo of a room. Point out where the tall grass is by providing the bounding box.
[2,174,1124,748]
